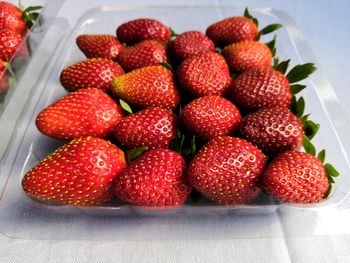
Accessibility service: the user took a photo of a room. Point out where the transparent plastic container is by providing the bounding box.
[0,5,350,241]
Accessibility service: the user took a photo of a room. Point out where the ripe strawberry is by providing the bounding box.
[181,96,241,140]
[0,1,26,35]
[36,88,124,141]
[169,31,215,61]
[0,60,8,92]
[114,107,177,149]
[114,148,191,206]
[239,107,304,155]
[223,41,272,72]
[60,58,124,92]
[206,17,258,47]
[111,65,179,110]
[117,40,168,72]
[76,34,125,60]
[116,18,171,45]
[188,136,266,205]
[262,150,329,203]
[22,137,127,206]
[177,52,231,97]
[0,28,23,61]
[228,66,291,111]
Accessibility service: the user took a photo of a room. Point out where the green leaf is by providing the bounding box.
[325,163,340,177]
[302,135,316,156]
[169,27,178,38]
[290,84,306,95]
[317,149,326,163]
[159,62,174,73]
[119,99,132,114]
[286,63,317,83]
[299,114,309,125]
[295,97,305,118]
[244,8,258,27]
[126,146,148,163]
[304,119,320,140]
[265,35,276,56]
[324,184,332,198]
[24,5,43,12]
[327,175,335,184]
[273,57,279,68]
[290,95,297,115]
[260,23,282,35]
[190,135,196,155]
[274,59,290,74]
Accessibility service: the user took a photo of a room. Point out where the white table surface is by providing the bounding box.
[2,0,350,262]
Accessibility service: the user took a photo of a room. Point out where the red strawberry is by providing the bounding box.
[206,17,258,47]
[114,107,177,149]
[188,136,266,205]
[60,58,124,92]
[22,137,127,206]
[0,1,26,35]
[177,52,231,97]
[169,31,215,61]
[0,60,8,92]
[0,28,23,61]
[228,66,291,111]
[117,40,168,72]
[111,65,179,110]
[263,150,329,203]
[114,148,191,206]
[76,34,125,60]
[116,18,171,45]
[223,41,272,72]
[36,88,124,141]
[239,107,304,155]
[180,95,241,141]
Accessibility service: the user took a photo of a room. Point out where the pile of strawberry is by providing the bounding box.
[22,8,339,208]
[0,1,42,93]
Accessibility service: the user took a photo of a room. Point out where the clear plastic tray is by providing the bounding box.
[1,5,350,241]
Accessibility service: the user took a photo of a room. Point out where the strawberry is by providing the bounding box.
[206,8,281,47]
[111,65,179,110]
[180,96,241,140]
[223,41,272,72]
[228,66,291,111]
[117,40,168,72]
[116,18,171,45]
[239,107,304,155]
[60,58,124,92]
[114,148,191,206]
[36,88,124,141]
[0,60,8,92]
[0,1,26,35]
[177,52,231,97]
[114,107,177,149]
[262,150,330,203]
[22,137,127,206]
[76,34,125,60]
[188,136,266,205]
[0,28,23,61]
[169,31,215,61]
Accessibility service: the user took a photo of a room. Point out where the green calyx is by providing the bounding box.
[170,130,197,160]
[19,2,43,29]
[159,62,174,73]
[302,136,339,198]
[126,146,148,163]
[265,35,277,57]
[119,99,132,115]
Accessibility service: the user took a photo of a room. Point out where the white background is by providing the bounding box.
[2,0,350,262]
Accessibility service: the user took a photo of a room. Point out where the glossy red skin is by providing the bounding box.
[0,2,26,35]
[206,16,258,47]
[116,18,171,45]
[114,107,177,149]
[169,31,215,61]
[0,28,23,61]
[263,150,329,203]
[112,65,179,110]
[177,52,231,97]
[223,41,272,72]
[181,95,241,140]
[114,148,191,206]
[22,137,127,206]
[229,66,291,111]
[117,40,168,72]
[0,61,8,92]
[239,107,304,155]
[188,136,266,205]
[36,88,124,141]
[60,58,125,92]
[76,34,125,60]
